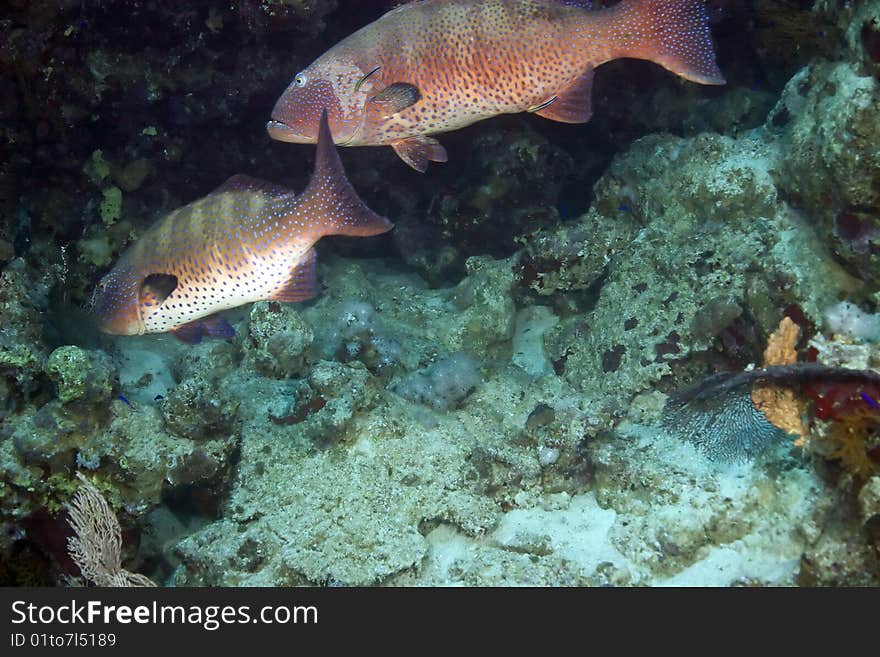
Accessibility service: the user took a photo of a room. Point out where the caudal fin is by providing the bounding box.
[610,0,725,85]
[301,109,394,238]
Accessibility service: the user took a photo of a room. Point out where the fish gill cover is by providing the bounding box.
[0,0,879,587]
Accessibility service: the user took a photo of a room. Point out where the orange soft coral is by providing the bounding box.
[820,407,880,478]
[751,317,808,439]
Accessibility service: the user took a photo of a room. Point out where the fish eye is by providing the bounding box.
[294,73,307,87]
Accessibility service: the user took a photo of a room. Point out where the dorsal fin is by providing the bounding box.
[210,174,293,200]
[553,0,592,7]
[300,109,393,238]
[401,0,591,7]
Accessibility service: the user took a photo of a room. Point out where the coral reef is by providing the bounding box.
[0,260,53,405]
[241,301,315,379]
[541,127,853,414]
[45,346,115,405]
[776,62,880,285]
[535,34,880,419]
[804,334,880,480]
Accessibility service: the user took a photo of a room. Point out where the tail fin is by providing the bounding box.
[609,0,725,85]
[301,109,394,238]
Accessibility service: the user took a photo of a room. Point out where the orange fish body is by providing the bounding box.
[268,0,725,171]
[92,112,392,342]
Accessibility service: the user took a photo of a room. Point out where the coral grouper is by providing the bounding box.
[267,0,726,171]
[91,111,392,342]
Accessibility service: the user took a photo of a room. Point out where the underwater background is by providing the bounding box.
[1,0,879,586]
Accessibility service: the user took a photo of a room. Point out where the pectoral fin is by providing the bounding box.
[172,314,235,344]
[391,136,448,173]
[368,82,422,120]
[529,68,595,124]
[270,248,318,303]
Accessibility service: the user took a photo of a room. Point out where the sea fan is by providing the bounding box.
[663,381,783,461]
[663,364,880,463]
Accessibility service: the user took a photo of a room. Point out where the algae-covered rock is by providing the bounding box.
[544,124,862,412]
[75,220,133,270]
[161,378,240,441]
[444,256,516,358]
[846,1,880,75]
[107,404,239,508]
[859,476,880,526]
[11,402,109,474]
[168,253,604,585]
[584,424,825,584]
[3,396,239,520]
[393,352,481,411]
[798,514,880,587]
[45,346,115,405]
[158,239,865,586]
[0,259,54,399]
[242,301,314,379]
[518,207,639,297]
[75,235,114,269]
[304,257,516,372]
[300,360,379,444]
[545,135,768,402]
[776,62,880,286]
[83,149,110,185]
[99,186,123,226]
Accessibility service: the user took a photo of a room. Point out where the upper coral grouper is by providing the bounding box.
[267,0,725,171]
[92,111,392,342]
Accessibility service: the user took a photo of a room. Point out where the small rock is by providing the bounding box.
[525,403,555,430]
[858,475,880,525]
[537,446,560,467]
[45,346,115,405]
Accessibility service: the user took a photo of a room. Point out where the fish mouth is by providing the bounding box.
[267,117,358,146]
[266,119,302,143]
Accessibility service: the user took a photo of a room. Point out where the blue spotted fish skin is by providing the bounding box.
[268,0,725,171]
[93,112,392,339]
[96,178,302,336]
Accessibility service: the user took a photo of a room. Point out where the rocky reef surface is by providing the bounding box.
[2,0,880,586]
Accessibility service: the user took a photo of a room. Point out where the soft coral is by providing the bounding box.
[803,381,880,477]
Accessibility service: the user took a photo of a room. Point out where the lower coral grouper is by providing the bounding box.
[91,110,392,342]
[267,0,726,171]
